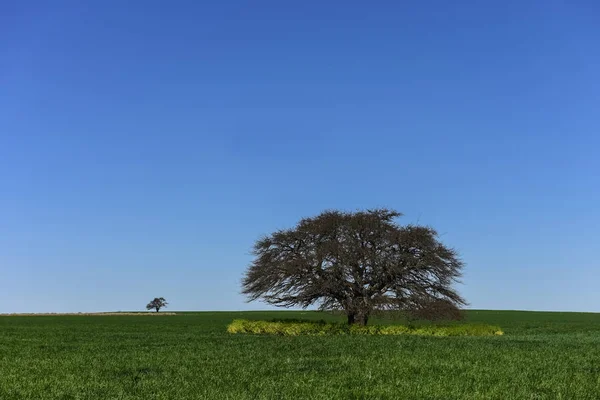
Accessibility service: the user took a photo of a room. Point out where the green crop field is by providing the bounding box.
[2,310,600,399]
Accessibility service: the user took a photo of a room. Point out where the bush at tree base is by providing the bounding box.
[227,319,503,336]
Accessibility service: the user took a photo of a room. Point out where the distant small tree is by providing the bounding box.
[146,297,168,312]
[242,208,466,325]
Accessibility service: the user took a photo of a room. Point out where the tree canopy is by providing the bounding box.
[242,209,466,325]
[146,297,168,312]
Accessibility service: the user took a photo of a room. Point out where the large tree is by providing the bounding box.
[146,297,168,312]
[242,209,466,325]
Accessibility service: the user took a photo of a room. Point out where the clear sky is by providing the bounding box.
[1,1,599,313]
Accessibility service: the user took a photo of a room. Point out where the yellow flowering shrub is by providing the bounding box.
[227,319,503,337]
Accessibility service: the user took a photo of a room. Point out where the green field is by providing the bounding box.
[2,310,600,399]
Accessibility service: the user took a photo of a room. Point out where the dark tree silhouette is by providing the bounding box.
[405,297,465,321]
[242,209,466,325]
[146,297,168,312]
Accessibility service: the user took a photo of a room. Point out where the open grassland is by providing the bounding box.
[0,312,177,316]
[2,310,600,399]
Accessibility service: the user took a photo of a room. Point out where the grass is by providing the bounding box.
[0,312,177,316]
[1,310,600,399]
[227,318,503,336]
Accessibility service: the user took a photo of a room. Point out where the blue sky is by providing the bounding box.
[1,1,598,313]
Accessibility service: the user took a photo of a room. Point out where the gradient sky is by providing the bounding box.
[1,1,599,313]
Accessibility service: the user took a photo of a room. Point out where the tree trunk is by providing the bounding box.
[360,314,369,326]
[155,307,160,312]
[347,313,369,325]
[347,313,356,325]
